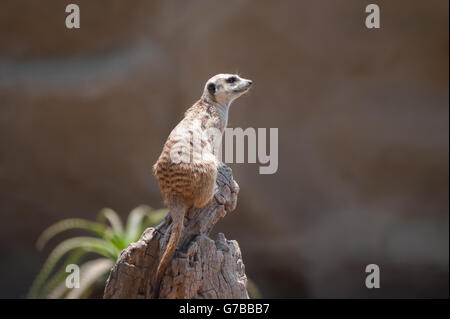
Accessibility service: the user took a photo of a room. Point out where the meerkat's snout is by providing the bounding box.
[242,79,253,90]
[234,77,253,94]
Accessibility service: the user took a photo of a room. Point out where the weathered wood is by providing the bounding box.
[103,165,248,299]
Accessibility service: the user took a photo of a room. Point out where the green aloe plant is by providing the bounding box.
[28,205,168,299]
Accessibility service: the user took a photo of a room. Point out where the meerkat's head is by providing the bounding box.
[202,73,253,106]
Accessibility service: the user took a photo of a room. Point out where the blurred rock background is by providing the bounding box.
[0,0,448,298]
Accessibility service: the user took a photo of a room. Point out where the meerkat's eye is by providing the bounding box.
[226,77,237,84]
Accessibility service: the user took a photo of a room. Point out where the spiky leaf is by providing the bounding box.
[36,219,107,250]
[28,237,119,298]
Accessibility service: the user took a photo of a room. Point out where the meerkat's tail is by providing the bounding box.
[154,202,186,298]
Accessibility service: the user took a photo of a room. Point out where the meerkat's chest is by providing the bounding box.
[166,115,223,162]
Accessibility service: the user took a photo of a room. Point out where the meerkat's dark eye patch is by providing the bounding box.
[207,83,216,95]
[226,76,237,84]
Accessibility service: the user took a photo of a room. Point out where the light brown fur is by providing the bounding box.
[152,74,252,297]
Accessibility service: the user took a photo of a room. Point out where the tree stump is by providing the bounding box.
[103,165,249,299]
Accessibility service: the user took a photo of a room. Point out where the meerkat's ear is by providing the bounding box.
[207,83,216,95]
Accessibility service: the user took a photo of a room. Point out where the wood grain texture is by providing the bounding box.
[103,165,248,299]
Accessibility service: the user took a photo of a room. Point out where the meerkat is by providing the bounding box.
[152,73,253,297]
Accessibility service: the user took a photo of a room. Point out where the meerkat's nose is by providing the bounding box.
[247,80,253,86]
